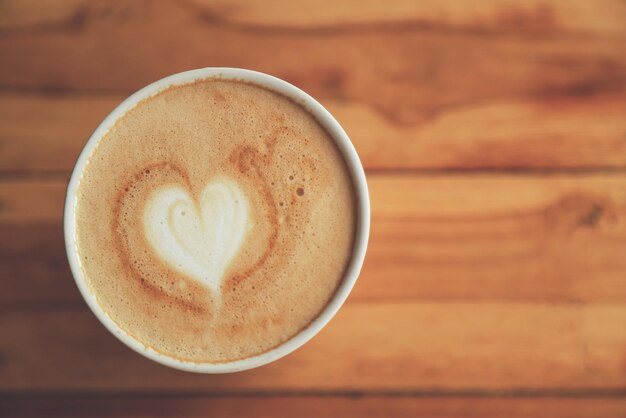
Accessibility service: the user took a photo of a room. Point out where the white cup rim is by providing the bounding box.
[64,67,370,373]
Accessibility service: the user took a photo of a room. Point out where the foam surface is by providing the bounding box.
[74,78,356,362]
[144,180,250,294]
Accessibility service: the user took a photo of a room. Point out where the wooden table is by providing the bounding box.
[1,1,625,416]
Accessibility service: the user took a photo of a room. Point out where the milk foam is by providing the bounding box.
[75,79,356,362]
[143,179,250,294]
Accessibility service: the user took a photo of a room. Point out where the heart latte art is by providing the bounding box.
[74,78,356,363]
[144,180,250,295]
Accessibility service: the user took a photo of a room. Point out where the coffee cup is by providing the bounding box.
[64,68,370,373]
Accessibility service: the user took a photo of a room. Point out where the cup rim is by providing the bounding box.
[64,67,370,373]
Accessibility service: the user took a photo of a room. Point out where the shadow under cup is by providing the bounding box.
[64,68,370,373]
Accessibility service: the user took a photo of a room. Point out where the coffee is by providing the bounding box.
[74,79,356,362]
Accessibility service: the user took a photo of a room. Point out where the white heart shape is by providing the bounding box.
[143,179,250,294]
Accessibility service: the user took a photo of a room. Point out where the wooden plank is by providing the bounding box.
[330,91,626,170]
[0,1,624,130]
[1,303,625,391]
[1,91,625,172]
[0,0,86,32]
[0,180,65,224]
[3,0,625,33]
[2,395,626,418]
[190,0,626,34]
[0,94,115,173]
[2,174,626,306]
[0,224,76,308]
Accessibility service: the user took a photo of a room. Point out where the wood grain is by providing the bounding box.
[3,395,626,418]
[0,1,624,129]
[1,91,625,172]
[2,173,626,307]
[1,303,625,392]
[0,180,66,224]
[187,0,626,34]
[3,0,626,33]
[0,0,86,31]
[1,0,624,173]
[0,94,114,173]
[1,0,626,413]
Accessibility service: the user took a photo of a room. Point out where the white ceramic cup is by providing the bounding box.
[64,68,370,373]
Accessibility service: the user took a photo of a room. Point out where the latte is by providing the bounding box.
[74,78,356,362]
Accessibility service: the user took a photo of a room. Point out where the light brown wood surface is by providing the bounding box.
[1,0,625,416]
[3,396,626,418]
[2,90,626,172]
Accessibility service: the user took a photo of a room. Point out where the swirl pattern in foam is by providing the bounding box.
[144,179,250,295]
[74,78,356,362]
